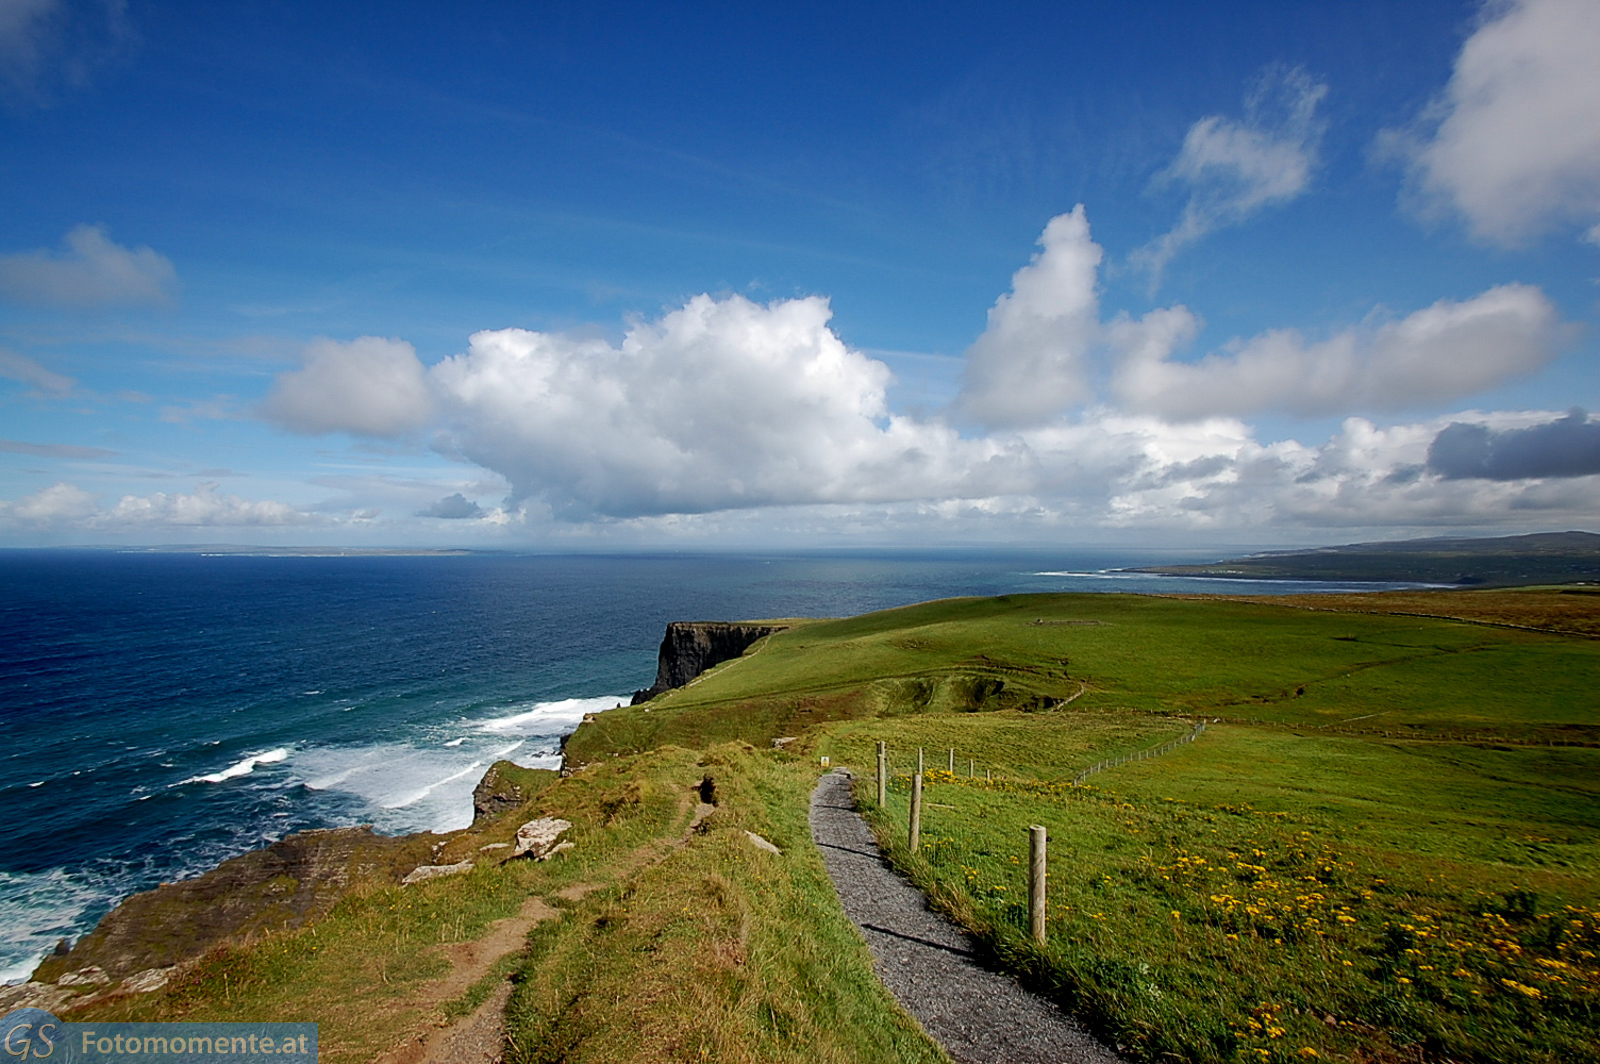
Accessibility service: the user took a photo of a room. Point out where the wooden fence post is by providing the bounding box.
[968,758,974,778]
[1029,825,1047,945]
[948,748,955,772]
[877,741,887,806]
[909,773,923,853]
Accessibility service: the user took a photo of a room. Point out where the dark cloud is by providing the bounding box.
[417,493,484,519]
[1427,409,1600,480]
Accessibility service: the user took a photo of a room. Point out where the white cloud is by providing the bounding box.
[262,336,434,437]
[0,482,323,532]
[0,480,98,525]
[1109,283,1561,420]
[1390,0,1600,245]
[431,294,1003,517]
[1134,66,1327,279]
[0,346,74,395]
[953,206,1102,429]
[104,483,315,526]
[0,225,175,307]
[244,201,1583,539]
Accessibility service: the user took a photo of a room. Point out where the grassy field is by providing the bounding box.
[581,588,1598,1062]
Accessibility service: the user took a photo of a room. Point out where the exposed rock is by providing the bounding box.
[743,831,781,855]
[0,981,79,1013]
[32,825,435,983]
[512,817,573,860]
[479,842,510,851]
[471,761,559,824]
[402,859,474,886]
[630,622,787,704]
[122,967,175,993]
[56,966,109,987]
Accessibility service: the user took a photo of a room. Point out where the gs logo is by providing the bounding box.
[2,1009,60,1060]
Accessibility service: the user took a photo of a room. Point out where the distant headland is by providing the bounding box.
[1119,530,1600,588]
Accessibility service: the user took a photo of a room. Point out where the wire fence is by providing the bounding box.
[1070,721,1206,787]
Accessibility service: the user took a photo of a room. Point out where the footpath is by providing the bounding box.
[809,769,1125,1064]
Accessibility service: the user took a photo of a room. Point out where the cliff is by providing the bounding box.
[630,622,787,704]
[30,826,436,985]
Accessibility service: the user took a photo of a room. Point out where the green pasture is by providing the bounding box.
[567,593,1600,768]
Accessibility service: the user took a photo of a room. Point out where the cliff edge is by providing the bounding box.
[630,621,787,704]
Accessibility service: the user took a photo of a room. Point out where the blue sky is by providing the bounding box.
[1,0,1596,549]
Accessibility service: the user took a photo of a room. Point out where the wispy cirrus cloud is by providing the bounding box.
[0,438,115,459]
[0,0,132,107]
[0,347,74,395]
[1133,66,1327,283]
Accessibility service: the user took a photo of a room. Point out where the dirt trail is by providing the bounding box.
[376,787,718,1064]
[374,895,559,1064]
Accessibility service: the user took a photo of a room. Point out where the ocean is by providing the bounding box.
[0,548,1406,982]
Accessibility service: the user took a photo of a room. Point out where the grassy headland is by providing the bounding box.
[55,587,1599,1063]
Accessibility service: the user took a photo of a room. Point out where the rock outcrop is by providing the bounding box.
[472,760,557,823]
[630,622,787,704]
[31,826,435,984]
[511,817,573,860]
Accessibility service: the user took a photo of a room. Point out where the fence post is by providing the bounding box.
[968,758,974,778]
[1029,825,1047,945]
[910,773,923,854]
[948,748,955,773]
[877,741,887,807]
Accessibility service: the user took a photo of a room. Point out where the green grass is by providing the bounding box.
[566,594,1600,767]
[584,589,1599,1063]
[502,743,948,1064]
[824,718,1599,1063]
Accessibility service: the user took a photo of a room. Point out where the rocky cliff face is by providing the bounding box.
[32,826,436,984]
[630,622,786,704]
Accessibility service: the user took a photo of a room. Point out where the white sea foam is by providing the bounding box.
[287,695,614,833]
[477,694,624,735]
[0,868,108,985]
[181,747,291,786]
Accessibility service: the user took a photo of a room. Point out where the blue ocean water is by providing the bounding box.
[0,548,1414,982]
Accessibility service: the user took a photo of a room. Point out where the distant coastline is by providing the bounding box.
[1119,530,1600,589]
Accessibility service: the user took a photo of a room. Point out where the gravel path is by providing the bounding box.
[810,769,1125,1064]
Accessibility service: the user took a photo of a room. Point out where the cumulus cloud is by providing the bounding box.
[0,347,74,395]
[1134,66,1326,280]
[104,483,315,526]
[247,200,1586,537]
[431,294,1004,517]
[953,206,1102,429]
[0,480,98,526]
[1110,283,1561,420]
[417,493,484,519]
[1388,0,1600,245]
[0,225,175,307]
[1428,408,1600,479]
[262,336,434,436]
[0,481,322,531]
